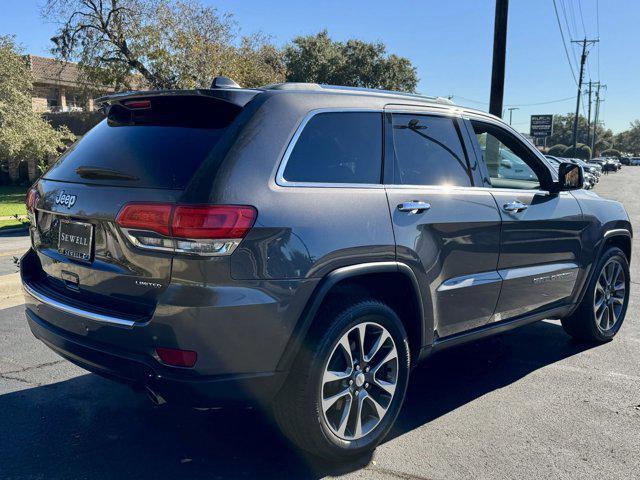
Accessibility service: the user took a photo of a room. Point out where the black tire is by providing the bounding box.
[272,299,410,461]
[561,246,630,343]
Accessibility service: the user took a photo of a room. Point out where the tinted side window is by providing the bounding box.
[391,114,471,186]
[471,120,542,190]
[283,112,382,184]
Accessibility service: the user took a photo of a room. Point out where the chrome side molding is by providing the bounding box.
[23,282,137,329]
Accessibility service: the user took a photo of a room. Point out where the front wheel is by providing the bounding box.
[273,300,410,460]
[562,247,630,342]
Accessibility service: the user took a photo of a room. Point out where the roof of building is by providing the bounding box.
[27,55,84,88]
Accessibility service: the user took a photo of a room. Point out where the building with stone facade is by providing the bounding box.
[27,55,111,113]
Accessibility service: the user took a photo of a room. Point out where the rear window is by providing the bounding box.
[45,96,240,189]
[282,112,382,184]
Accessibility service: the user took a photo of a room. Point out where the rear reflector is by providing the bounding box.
[155,347,198,367]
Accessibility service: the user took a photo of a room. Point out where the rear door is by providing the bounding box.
[25,94,243,322]
[467,118,585,320]
[384,108,502,339]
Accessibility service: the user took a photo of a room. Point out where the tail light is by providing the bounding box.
[116,203,257,256]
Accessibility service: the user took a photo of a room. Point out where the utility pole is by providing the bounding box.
[507,107,519,125]
[591,83,606,154]
[489,0,509,117]
[586,81,593,146]
[571,38,599,150]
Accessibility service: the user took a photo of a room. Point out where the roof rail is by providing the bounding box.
[260,82,456,105]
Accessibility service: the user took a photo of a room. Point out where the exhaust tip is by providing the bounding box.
[145,385,167,406]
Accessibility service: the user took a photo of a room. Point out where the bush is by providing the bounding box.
[564,143,592,160]
[600,148,621,158]
[547,144,568,156]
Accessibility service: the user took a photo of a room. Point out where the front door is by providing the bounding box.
[468,119,585,321]
[384,110,502,339]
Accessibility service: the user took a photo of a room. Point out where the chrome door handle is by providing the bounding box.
[503,201,528,213]
[398,201,431,214]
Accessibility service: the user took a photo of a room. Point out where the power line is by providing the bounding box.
[596,0,600,81]
[577,0,587,36]
[452,95,577,107]
[559,0,580,71]
[552,0,579,85]
[553,0,578,85]
[567,0,579,39]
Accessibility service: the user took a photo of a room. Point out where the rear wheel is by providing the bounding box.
[562,247,630,342]
[273,300,410,460]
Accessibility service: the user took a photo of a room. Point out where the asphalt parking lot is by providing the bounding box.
[1,169,639,480]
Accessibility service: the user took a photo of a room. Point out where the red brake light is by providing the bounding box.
[116,204,172,236]
[123,99,151,109]
[26,188,38,212]
[172,205,257,239]
[155,347,197,367]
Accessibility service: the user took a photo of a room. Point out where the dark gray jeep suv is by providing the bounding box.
[21,81,632,460]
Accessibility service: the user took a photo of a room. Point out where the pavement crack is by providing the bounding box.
[0,372,41,386]
[3,359,65,375]
[367,466,440,480]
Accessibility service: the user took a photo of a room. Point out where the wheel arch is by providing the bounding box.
[276,262,426,372]
[572,228,632,309]
[602,229,632,261]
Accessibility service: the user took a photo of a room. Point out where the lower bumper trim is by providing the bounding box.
[26,308,287,407]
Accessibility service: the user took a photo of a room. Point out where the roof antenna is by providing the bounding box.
[211,76,241,89]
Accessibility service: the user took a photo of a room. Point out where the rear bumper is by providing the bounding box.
[26,307,287,407]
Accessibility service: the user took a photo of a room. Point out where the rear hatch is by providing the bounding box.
[24,91,255,322]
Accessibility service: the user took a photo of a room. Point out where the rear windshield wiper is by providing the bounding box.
[75,166,139,181]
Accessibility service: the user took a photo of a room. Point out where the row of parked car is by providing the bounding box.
[621,156,640,166]
[545,156,625,190]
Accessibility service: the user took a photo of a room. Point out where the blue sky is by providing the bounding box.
[2,0,638,132]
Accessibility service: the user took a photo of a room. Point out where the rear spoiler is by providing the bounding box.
[95,88,261,109]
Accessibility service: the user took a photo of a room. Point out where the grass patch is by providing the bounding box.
[0,186,28,217]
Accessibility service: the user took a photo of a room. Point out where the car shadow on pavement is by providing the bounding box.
[0,320,594,480]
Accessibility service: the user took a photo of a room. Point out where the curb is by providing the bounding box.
[0,227,29,236]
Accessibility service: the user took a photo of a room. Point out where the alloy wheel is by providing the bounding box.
[320,322,398,441]
[594,258,627,332]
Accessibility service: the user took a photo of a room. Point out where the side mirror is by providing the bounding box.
[558,162,584,191]
[500,159,513,169]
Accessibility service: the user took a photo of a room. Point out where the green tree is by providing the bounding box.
[43,0,285,90]
[614,120,640,155]
[284,30,418,92]
[547,113,612,154]
[547,144,568,156]
[0,36,72,181]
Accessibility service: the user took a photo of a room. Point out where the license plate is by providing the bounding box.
[58,220,94,262]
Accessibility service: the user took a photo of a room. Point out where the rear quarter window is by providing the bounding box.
[282,111,383,184]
